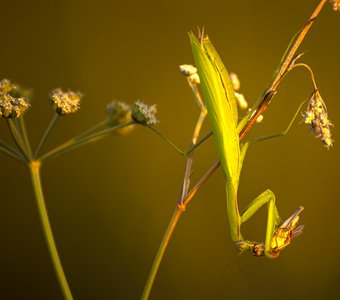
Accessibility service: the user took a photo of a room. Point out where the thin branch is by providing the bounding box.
[40,120,135,162]
[0,139,25,161]
[34,114,59,158]
[239,0,327,140]
[19,116,33,159]
[6,119,29,162]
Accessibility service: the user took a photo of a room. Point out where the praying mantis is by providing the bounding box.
[141,2,333,297]
[188,32,305,258]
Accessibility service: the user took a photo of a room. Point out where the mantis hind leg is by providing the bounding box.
[236,189,281,258]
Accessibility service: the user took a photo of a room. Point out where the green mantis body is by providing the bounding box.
[190,33,303,258]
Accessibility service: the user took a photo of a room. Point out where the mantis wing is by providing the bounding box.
[202,36,239,126]
[189,33,240,184]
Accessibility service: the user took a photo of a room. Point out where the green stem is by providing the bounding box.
[29,160,73,300]
[289,63,318,90]
[141,109,211,300]
[7,119,29,162]
[39,120,135,162]
[19,116,33,159]
[146,125,212,157]
[180,109,208,200]
[34,114,59,158]
[141,208,183,300]
[146,126,185,155]
[73,119,109,140]
[140,160,220,300]
[0,141,24,161]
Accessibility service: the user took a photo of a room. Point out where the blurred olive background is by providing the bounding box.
[0,0,339,299]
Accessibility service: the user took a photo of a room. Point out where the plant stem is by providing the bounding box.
[39,120,135,162]
[73,119,109,140]
[141,107,208,300]
[289,63,318,90]
[0,138,25,161]
[141,159,220,300]
[7,119,29,162]
[19,116,33,159]
[182,159,220,207]
[141,208,183,300]
[34,114,59,158]
[180,108,207,200]
[29,160,73,300]
[146,125,212,157]
[146,126,185,156]
[239,0,327,140]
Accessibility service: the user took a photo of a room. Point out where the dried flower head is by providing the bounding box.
[106,101,134,135]
[0,79,30,119]
[0,93,30,119]
[179,64,200,85]
[303,90,333,148]
[131,100,158,126]
[229,72,241,91]
[50,88,81,116]
[330,0,340,11]
[179,64,197,76]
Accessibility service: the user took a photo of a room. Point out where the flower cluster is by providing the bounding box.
[179,64,200,84]
[303,90,333,148]
[0,79,30,119]
[330,0,340,11]
[131,100,158,126]
[50,88,81,116]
